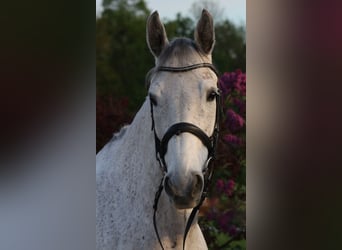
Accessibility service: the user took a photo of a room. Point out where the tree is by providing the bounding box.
[164,13,195,39]
[96,0,154,110]
[190,0,225,23]
[213,20,246,73]
[102,0,149,16]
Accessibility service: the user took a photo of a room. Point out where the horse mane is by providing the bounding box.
[109,125,129,143]
[145,38,206,88]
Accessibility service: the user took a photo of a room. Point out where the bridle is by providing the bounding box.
[149,63,221,250]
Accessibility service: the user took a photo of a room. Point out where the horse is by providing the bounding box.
[96,9,220,250]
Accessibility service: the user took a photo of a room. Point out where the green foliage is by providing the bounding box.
[96,0,154,110]
[213,21,246,73]
[103,0,149,15]
[164,13,194,38]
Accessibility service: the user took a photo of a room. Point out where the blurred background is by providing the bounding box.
[1,0,341,249]
[96,0,246,249]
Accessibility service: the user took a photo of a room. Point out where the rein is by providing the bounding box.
[149,63,220,250]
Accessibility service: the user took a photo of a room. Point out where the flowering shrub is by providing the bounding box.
[199,70,246,249]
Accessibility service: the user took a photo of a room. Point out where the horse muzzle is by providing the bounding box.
[164,171,204,209]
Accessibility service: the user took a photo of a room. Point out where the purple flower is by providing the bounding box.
[235,79,246,95]
[216,179,225,192]
[232,98,246,116]
[224,179,235,196]
[228,225,238,237]
[206,209,217,221]
[226,109,244,132]
[218,213,230,232]
[219,73,234,95]
[219,70,246,96]
[218,211,234,233]
[223,134,243,147]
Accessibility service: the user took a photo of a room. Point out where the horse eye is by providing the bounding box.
[207,90,218,102]
[149,93,158,106]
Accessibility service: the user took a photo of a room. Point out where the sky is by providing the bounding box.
[96,0,246,26]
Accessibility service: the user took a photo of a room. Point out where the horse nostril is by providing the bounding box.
[164,176,174,197]
[191,174,203,197]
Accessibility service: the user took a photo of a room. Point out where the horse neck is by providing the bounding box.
[124,100,194,241]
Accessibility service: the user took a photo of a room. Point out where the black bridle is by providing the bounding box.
[149,63,221,250]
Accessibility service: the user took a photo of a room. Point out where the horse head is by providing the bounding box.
[146,10,219,210]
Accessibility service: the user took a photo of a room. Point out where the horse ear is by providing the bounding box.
[194,9,215,55]
[146,11,169,58]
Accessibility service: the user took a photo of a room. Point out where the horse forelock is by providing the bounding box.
[145,38,209,89]
[157,38,203,66]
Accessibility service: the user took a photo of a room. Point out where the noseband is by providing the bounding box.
[150,63,221,250]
